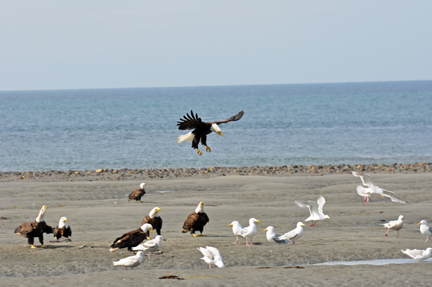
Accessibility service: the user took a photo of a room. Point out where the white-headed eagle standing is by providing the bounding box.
[177,110,244,155]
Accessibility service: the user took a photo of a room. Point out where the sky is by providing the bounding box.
[1,1,431,91]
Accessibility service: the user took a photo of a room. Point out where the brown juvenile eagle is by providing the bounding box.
[177,110,244,155]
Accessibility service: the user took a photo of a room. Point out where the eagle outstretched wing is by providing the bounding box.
[177,110,203,130]
[212,110,244,125]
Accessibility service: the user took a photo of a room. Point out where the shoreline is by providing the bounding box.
[1,162,431,182]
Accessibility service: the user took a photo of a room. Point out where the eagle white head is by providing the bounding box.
[140,223,153,233]
[58,217,68,228]
[149,207,161,218]
[210,124,223,136]
[195,201,204,213]
[35,205,47,222]
[140,183,146,189]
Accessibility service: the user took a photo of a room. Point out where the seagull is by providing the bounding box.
[352,171,406,204]
[281,222,305,245]
[419,220,432,243]
[113,251,144,270]
[295,196,330,227]
[197,246,224,269]
[132,235,166,260]
[383,215,404,238]
[263,226,290,244]
[239,218,259,246]
[401,248,432,261]
[229,221,243,245]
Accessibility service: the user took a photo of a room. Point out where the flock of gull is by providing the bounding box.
[13,170,432,269]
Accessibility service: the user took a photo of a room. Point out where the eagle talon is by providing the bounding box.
[197,149,202,156]
[31,245,37,249]
[40,245,47,248]
[199,234,206,237]
[192,234,198,237]
[206,146,211,152]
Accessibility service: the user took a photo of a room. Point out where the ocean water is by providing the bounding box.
[1,81,432,172]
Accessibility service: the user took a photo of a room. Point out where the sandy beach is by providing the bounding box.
[1,169,432,286]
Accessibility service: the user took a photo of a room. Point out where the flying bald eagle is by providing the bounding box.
[128,183,146,203]
[110,223,153,252]
[181,201,209,237]
[14,205,53,248]
[53,217,72,241]
[177,110,244,155]
[141,207,162,236]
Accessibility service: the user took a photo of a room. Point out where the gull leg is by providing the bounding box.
[384,229,389,237]
[293,241,295,246]
[310,221,315,227]
[209,265,211,269]
[397,231,402,238]
[249,238,255,246]
[197,149,202,155]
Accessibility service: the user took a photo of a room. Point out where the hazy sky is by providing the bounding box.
[1,1,431,91]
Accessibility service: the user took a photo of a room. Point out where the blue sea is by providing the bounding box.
[1,81,432,172]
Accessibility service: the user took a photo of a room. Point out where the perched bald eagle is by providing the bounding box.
[181,201,209,237]
[14,205,53,248]
[53,217,72,241]
[110,223,153,252]
[128,183,146,203]
[177,110,244,155]
[141,207,162,236]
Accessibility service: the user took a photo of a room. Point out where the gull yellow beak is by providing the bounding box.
[418,222,422,225]
[263,229,268,231]
[381,195,384,197]
[229,224,232,226]
[255,220,259,223]
[302,224,305,226]
[217,131,223,136]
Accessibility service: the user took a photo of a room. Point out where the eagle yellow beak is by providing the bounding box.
[229,224,232,226]
[64,218,68,221]
[263,229,268,231]
[157,208,161,212]
[217,131,223,136]
[150,229,153,233]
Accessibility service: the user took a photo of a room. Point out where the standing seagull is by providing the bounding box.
[352,171,405,204]
[263,226,290,244]
[197,246,224,269]
[401,248,432,261]
[229,221,244,244]
[383,215,404,238]
[418,220,432,243]
[132,235,166,260]
[239,218,259,246]
[113,251,144,270]
[295,196,330,227]
[281,222,305,245]
[177,110,244,155]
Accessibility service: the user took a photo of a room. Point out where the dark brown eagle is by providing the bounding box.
[128,183,146,203]
[181,201,209,237]
[141,207,162,236]
[14,205,53,248]
[110,223,153,252]
[177,110,244,155]
[53,217,72,240]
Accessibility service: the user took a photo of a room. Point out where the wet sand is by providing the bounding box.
[1,171,432,286]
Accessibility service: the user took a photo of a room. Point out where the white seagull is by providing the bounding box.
[263,226,290,244]
[197,246,224,269]
[419,220,432,243]
[295,196,330,227]
[401,248,432,261]
[239,218,259,246]
[113,251,144,270]
[282,222,305,245]
[229,221,244,245]
[352,171,406,204]
[132,235,166,260]
[383,215,404,238]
